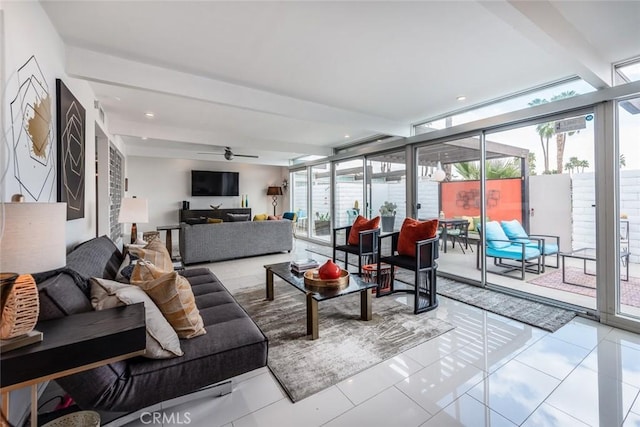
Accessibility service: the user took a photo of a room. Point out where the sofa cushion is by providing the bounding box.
[501,220,530,243]
[132,263,206,339]
[227,213,250,222]
[253,213,268,221]
[35,271,93,321]
[67,235,123,281]
[485,221,512,249]
[348,215,380,245]
[91,278,183,359]
[397,218,439,257]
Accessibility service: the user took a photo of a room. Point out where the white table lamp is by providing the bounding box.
[118,197,149,244]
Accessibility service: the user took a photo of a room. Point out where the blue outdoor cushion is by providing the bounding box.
[526,241,559,255]
[485,221,511,249]
[501,220,530,243]
[486,244,541,260]
[282,212,296,221]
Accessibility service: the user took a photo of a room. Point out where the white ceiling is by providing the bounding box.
[41,0,640,166]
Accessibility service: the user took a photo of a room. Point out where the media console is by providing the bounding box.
[179,208,252,222]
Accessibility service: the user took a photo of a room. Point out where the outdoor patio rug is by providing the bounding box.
[528,266,640,308]
[307,246,576,332]
[232,284,455,402]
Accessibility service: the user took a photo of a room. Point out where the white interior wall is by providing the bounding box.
[125,156,287,237]
[1,1,112,249]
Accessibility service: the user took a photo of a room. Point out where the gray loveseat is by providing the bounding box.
[180,220,293,265]
[35,236,268,413]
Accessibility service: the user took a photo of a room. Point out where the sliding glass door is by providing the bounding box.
[311,163,331,242]
[485,111,596,310]
[416,137,481,284]
[291,169,308,237]
[334,159,364,228]
[616,96,640,320]
[366,151,407,233]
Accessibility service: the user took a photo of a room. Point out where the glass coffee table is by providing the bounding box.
[559,247,629,287]
[264,262,377,339]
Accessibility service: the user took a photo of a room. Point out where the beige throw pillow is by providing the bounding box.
[127,238,174,273]
[90,278,183,359]
[131,263,206,339]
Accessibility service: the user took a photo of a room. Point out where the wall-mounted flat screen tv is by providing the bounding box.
[191,170,239,196]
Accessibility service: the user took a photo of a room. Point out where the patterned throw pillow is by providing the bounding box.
[90,278,183,359]
[131,262,206,339]
[127,238,174,273]
[348,215,381,245]
[397,218,439,258]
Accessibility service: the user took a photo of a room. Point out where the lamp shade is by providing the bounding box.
[266,186,283,196]
[118,198,149,224]
[0,203,66,274]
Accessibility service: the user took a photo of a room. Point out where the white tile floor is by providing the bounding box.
[121,240,640,427]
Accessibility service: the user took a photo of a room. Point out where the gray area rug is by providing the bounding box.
[307,246,576,332]
[232,284,455,402]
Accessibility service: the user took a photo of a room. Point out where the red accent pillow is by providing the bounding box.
[348,215,381,245]
[397,218,439,257]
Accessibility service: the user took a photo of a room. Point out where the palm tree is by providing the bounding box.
[454,158,521,180]
[550,91,579,173]
[578,159,589,173]
[528,98,553,173]
[620,154,626,168]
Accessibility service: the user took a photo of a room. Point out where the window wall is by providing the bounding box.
[290,81,640,332]
[414,78,594,135]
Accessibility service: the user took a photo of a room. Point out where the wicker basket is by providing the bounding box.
[42,411,100,427]
[0,274,39,339]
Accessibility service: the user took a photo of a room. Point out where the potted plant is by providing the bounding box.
[314,212,331,236]
[379,202,397,232]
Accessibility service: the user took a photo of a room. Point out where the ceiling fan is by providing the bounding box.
[198,146,258,161]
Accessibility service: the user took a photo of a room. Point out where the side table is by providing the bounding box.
[157,225,181,259]
[1,304,146,427]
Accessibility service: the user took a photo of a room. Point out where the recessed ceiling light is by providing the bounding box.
[141,136,148,140]
[145,112,155,118]
[114,96,121,101]
[457,96,466,101]
[344,134,350,138]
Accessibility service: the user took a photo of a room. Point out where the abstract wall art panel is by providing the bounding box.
[56,79,85,220]
[9,56,56,201]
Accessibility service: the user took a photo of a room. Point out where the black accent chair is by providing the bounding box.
[377,233,439,314]
[333,225,380,275]
[446,220,473,254]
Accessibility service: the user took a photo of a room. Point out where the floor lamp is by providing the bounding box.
[266,186,283,216]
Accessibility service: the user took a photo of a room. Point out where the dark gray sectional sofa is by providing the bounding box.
[36,236,268,413]
[179,220,293,265]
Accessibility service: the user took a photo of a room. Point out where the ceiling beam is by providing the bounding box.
[481,0,611,89]
[108,118,334,157]
[66,47,410,137]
